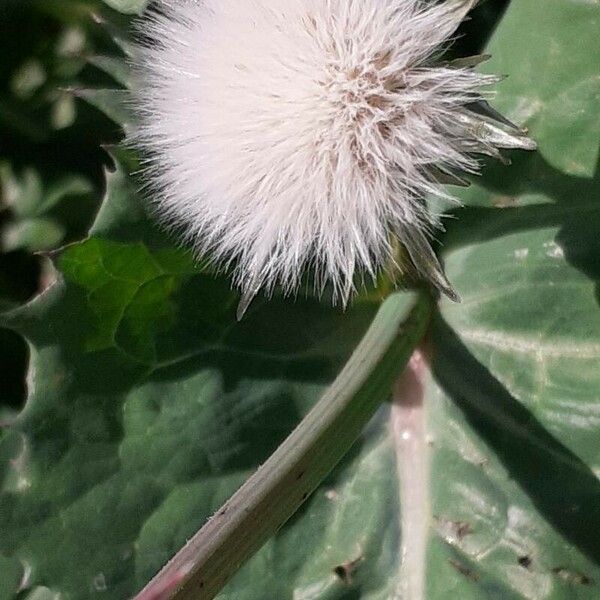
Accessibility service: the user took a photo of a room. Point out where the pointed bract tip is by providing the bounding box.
[236,289,258,321]
[520,136,538,151]
[428,265,462,304]
[441,284,462,304]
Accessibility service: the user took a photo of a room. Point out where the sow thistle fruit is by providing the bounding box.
[130,0,535,318]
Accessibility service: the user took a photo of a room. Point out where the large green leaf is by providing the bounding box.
[427,224,600,598]
[422,0,600,596]
[1,0,599,598]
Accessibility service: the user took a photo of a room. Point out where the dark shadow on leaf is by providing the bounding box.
[431,314,600,565]
[149,349,336,392]
[473,145,599,204]
[443,148,600,304]
[451,0,510,59]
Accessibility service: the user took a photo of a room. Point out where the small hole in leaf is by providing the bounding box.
[518,555,532,569]
[0,328,29,413]
[333,555,363,586]
[0,249,41,303]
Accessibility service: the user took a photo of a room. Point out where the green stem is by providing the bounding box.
[135,292,432,600]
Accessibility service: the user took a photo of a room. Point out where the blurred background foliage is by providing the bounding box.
[0,0,126,415]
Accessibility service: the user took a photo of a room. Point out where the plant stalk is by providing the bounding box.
[134,292,431,600]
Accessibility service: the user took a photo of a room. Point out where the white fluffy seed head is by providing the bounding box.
[130,0,535,311]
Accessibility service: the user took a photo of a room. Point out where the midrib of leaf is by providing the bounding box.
[391,350,430,600]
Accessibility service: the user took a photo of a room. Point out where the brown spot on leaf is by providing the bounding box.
[456,522,473,540]
[449,559,478,582]
[434,516,474,542]
[552,567,593,586]
[333,555,363,586]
